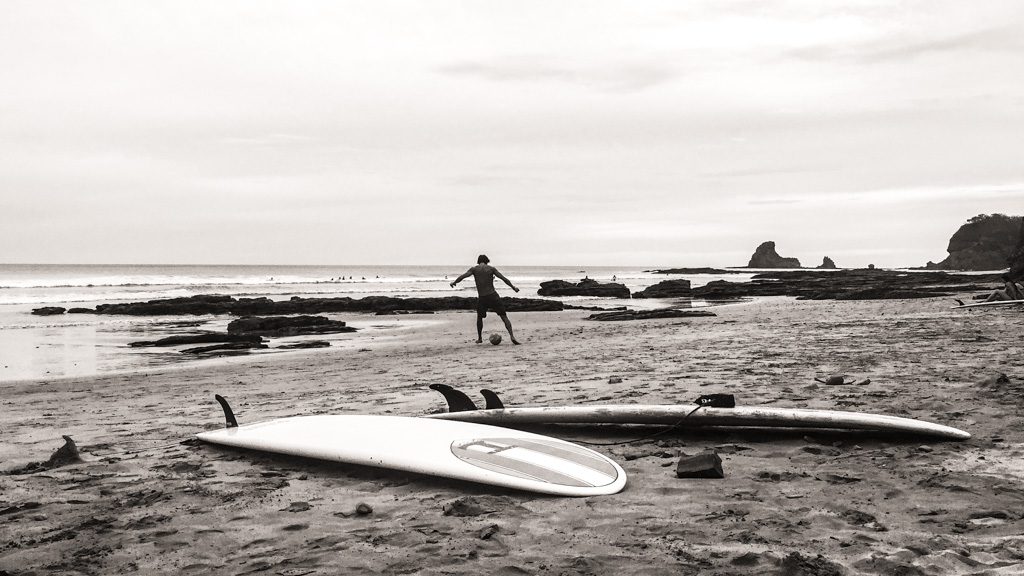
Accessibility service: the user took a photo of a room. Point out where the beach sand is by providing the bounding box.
[2,297,1023,575]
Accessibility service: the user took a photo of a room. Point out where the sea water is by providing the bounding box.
[0,264,753,382]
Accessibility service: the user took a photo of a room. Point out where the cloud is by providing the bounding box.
[437,55,680,93]
[787,26,1018,64]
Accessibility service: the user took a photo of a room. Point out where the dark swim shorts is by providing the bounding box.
[477,293,506,317]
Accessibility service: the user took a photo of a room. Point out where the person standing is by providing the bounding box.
[450,255,521,344]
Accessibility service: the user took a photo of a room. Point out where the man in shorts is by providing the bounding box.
[450,254,521,344]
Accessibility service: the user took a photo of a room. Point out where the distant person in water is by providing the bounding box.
[450,254,521,344]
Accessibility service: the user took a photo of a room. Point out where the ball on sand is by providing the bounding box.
[489,333,502,345]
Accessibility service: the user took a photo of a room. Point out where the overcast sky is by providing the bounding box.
[2,1,1022,267]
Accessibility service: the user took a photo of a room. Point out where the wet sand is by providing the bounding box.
[2,297,1024,575]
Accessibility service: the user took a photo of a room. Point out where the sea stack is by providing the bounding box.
[817,256,837,269]
[747,241,801,268]
[925,214,1022,271]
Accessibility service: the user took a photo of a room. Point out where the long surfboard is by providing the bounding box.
[952,299,1024,309]
[197,396,626,496]
[425,388,970,440]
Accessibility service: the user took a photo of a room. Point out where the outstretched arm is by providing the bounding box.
[450,268,473,288]
[493,269,520,293]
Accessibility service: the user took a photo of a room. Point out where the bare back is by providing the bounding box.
[469,264,498,296]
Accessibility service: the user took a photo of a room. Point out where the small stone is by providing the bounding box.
[608,376,623,384]
[676,451,724,479]
[479,524,499,539]
[355,502,373,516]
[281,501,311,513]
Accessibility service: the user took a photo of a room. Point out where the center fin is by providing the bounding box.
[214,394,239,428]
[428,384,478,412]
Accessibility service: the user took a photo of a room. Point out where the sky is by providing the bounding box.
[2,0,1023,268]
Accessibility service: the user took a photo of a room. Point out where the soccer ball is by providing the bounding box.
[489,333,502,345]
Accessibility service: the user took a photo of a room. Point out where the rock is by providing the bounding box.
[650,267,739,275]
[66,307,94,314]
[926,213,1023,271]
[587,308,716,321]
[693,269,1003,301]
[747,241,801,268]
[129,333,263,348]
[817,256,837,269]
[608,376,623,384]
[276,340,331,349]
[93,294,563,316]
[675,451,724,478]
[867,263,875,269]
[537,279,631,298]
[479,524,500,540]
[180,342,269,354]
[31,306,66,316]
[226,315,356,336]
[355,502,373,516]
[632,279,692,299]
[47,436,83,467]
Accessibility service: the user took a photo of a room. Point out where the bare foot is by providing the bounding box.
[511,339,521,345]
[476,339,483,344]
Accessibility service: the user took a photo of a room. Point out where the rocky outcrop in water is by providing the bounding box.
[925,214,1022,271]
[747,241,801,268]
[226,315,356,336]
[632,279,692,299]
[817,257,837,269]
[693,269,1003,300]
[587,308,716,321]
[537,279,631,298]
[129,333,264,348]
[88,294,563,316]
[31,307,66,316]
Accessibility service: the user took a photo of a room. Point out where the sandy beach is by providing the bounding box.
[2,296,1023,575]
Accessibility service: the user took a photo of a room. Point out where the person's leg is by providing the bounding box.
[498,313,520,345]
[476,315,484,343]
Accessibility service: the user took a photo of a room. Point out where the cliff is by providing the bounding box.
[926,214,1022,271]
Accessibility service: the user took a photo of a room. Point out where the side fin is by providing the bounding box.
[480,389,505,410]
[428,384,478,412]
[214,394,239,428]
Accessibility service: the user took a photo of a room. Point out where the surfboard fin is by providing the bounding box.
[429,384,478,412]
[214,394,239,428]
[480,389,505,410]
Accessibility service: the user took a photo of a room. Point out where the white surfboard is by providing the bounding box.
[424,387,969,440]
[952,299,1024,309]
[196,398,626,497]
[427,404,970,440]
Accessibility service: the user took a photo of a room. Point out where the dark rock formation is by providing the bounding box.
[926,214,1023,271]
[693,269,1003,300]
[31,307,66,316]
[129,333,263,348]
[181,342,269,354]
[537,279,631,298]
[227,315,356,337]
[632,279,692,299]
[67,307,94,314]
[1008,219,1024,281]
[276,340,331,349]
[90,294,563,316]
[747,241,801,268]
[817,256,836,269]
[587,308,716,321]
[650,268,739,275]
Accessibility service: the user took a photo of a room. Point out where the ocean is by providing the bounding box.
[0,264,754,383]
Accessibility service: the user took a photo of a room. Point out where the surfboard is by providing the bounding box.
[196,396,626,497]
[952,299,1024,309]
[425,388,970,440]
